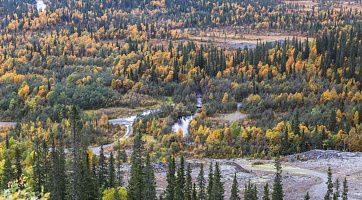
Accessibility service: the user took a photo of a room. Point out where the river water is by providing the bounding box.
[36,0,46,11]
[171,94,202,137]
[91,94,201,155]
[90,109,159,155]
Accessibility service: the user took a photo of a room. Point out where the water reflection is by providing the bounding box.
[36,0,46,11]
[172,94,202,137]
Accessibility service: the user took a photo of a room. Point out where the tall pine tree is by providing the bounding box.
[165,156,176,200]
[198,163,206,200]
[175,156,185,200]
[324,167,333,200]
[143,153,157,200]
[127,131,144,200]
[272,158,284,200]
[185,163,193,200]
[211,162,224,200]
[108,151,116,188]
[230,173,240,200]
[342,178,348,200]
[263,183,270,200]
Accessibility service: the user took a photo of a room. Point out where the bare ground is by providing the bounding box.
[0,122,16,128]
[120,150,362,199]
[208,111,248,125]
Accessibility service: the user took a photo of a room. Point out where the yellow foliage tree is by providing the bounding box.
[353,111,359,126]
[18,81,30,99]
[320,88,339,102]
[222,92,229,104]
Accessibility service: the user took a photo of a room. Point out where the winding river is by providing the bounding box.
[91,94,202,155]
[90,109,159,155]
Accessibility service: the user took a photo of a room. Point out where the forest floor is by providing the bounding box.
[120,150,362,199]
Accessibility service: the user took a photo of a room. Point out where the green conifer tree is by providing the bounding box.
[192,183,198,200]
[272,158,284,200]
[116,144,124,187]
[342,178,348,200]
[198,163,206,200]
[304,192,310,200]
[263,183,270,200]
[324,167,333,200]
[144,153,157,200]
[99,146,107,188]
[175,156,185,200]
[165,156,176,200]
[230,173,240,200]
[207,163,214,200]
[1,150,13,189]
[108,152,116,188]
[127,131,144,200]
[333,179,340,200]
[185,164,193,200]
[211,162,224,200]
[14,146,22,187]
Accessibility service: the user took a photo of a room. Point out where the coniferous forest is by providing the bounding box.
[0,0,361,199]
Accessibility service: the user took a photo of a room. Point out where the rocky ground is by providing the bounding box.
[121,150,362,199]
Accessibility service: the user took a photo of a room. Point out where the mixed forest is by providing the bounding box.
[0,0,361,199]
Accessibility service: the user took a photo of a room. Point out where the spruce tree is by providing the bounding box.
[211,162,224,200]
[41,139,50,193]
[198,163,206,200]
[304,192,310,200]
[192,183,198,200]
[50,138,62,200]
[80,152,98,200]
[333,179,340,200]
[263,183,270,200]
[49,131,67,200]
[175,156,185,200]
[185,163,193,200]
[165,156,176,200]
[1,150,13,189]
[108,151,116,188]
[230,173,240,200]
[253,185,258,200]
[207,163,214,200]
[244,180,256,200]
[116,144,124,187]
[69,105,81,200]
[144,153,157,200]
[14,146,22,187]
[342,178,348,200]
[324,167,333,200]
[173,59,180,82]
[128,131,144,200]
[272,158,284,200]
[329,110,337,133]
[99,146,107,188]
[33,138,44,194]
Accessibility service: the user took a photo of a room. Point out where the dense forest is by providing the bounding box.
[0,0,361,199]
